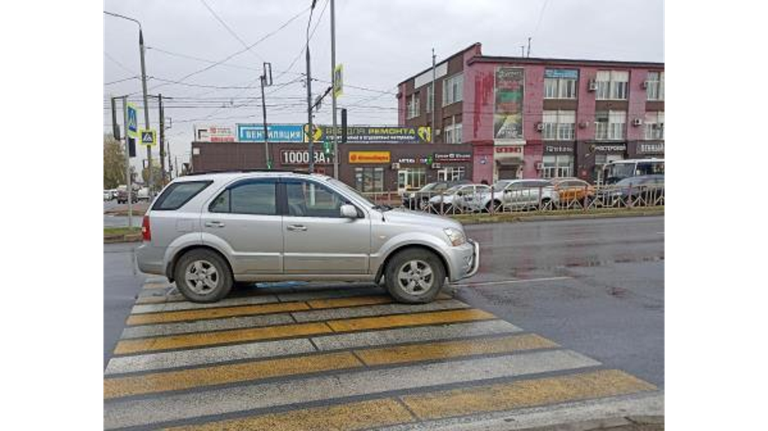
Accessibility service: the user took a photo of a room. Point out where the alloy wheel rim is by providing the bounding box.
[397,259,434,294]
[184,260,219,295]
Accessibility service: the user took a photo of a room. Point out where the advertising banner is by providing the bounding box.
[349,151,391,164]
[544,69,578,79]
[322,126,431,143]
[433,152,472,163]
[493,67,525,141]
[280,149,332,165]
[238,124,305,143]
[195,125,235,142]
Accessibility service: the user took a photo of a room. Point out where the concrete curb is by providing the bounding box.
[520,415,664,430]
[104,233,142,244]
[454,209,664,225]
[517,415,663,430]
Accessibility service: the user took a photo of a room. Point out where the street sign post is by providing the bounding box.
[333,64,343,98]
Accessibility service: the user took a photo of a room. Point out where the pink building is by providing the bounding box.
[398,43,664,184]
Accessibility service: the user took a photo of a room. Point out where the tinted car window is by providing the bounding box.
[152,181,211,211]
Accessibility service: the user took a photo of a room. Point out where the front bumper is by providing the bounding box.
[447,239,480,281]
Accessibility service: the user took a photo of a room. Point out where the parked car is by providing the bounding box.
[116,185,138,204]
[137,171,480,304]
[104,190,112,201]
[479,179,558,212]
[137,187,151,201]
[595,174,664,206]
[402,180,472,210]
[550,177,594,204]
[428,184,491,213]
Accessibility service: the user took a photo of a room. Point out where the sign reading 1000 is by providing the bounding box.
[281,149,331,165]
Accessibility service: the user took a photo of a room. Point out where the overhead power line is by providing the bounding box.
[199,0,264,61]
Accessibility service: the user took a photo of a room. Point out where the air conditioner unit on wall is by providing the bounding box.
[579,121,589,129]
[588,79,597,92]
[535,122,544,132]
[535,162,543,170]
[632,118,643,126]
[641,81,649,89]
[435,129,441,136]
[431,163,442,169]
[391,163,401,170]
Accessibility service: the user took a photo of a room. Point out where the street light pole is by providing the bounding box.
[330,0,339,179]
[306,47,314,173]
[104,11,152,193]
[138,29,153,195]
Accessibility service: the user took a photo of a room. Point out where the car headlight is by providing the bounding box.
[444,227,466,246]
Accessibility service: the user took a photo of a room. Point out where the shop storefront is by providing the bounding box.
[540,142,576,179]
[493,144,525,180]
[336,145,474,193]
[630,141,665,159]
[577,142,628,184]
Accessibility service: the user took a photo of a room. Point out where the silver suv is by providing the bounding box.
[137,171,479,304]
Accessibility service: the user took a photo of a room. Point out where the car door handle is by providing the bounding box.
[287,224,307,232]
[205,221,226,228]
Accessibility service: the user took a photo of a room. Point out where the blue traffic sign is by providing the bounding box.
[127,103,138,137]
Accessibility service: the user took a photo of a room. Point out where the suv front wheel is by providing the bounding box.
[174,249,233,303]
[384,248,445,303]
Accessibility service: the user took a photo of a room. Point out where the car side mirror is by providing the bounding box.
[340,204,358,218]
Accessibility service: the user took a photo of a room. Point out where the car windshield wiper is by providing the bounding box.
[371,204,393,212]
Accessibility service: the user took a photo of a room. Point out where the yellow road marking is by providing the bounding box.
[113,322,332,355]
[127,302,310,326]
[306,295,392,309]
[166,398,414,431]
[356,334,558,366]
[116,309,497,355]
[104,352,362,399]
[327,308,496,332]
[401,369,657,420]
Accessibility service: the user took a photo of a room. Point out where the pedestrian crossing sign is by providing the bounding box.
[139,129,157,147]
[127,103,138,138]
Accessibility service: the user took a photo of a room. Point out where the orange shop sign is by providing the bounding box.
[348,151,390,164]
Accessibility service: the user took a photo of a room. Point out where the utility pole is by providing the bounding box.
[330,0,339,178]
[158,93,166,185]
[306,0,318,173]
[139,29,153,194]
[431,48,436,143]
[306,47,314,173]
[260,62,273,169]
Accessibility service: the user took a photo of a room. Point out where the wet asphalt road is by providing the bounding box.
[457,216,664,388]
[103,215,663,386]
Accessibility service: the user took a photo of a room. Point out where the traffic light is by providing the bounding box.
[323,141,332,155]
[341,108,347,143]
[128,137,136,158]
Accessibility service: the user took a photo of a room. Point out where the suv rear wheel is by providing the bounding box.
[174,249,233,303]
[384,248,445,303]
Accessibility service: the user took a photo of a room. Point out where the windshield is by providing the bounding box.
[419,183,437,192]
[444,185,463,195]
[327,178,375,207]
[492,181,510,192]
[604,163,636,182]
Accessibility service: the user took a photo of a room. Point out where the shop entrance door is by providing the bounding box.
[498,163,519,180]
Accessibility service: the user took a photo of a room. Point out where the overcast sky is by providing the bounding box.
[103,0,664,170]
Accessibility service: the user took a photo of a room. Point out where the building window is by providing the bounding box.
[544,74,578,99]
[644,111,665,140]
[426,84,434,113]
[596,70,629,100]
[354,167,384,193]
[407,92,420,119]
[397,168,427,191]
[437,166,466,182]
[542,110,575,140]
[646,71,664,101]
[443,116,463,143]
[442,72,463,106]
[541,155,573,179]
[595,110,626,140]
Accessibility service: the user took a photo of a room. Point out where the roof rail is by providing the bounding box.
[186,168,312,176]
